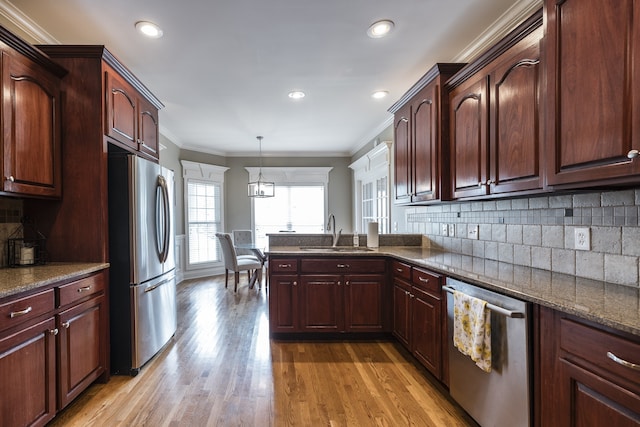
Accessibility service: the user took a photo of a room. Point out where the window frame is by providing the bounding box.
[349,142,392,235]
[181,160,229,272]
[245,166,333,245]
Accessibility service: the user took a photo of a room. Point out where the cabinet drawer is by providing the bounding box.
[58,273,105,307]
[300,258,386,274]
[411,267,441,294]
[270,258,298,273]
[560,317,640,386]
[392,261,411,280]
[0,289,55,332]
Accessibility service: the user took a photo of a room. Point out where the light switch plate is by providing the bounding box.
[441,224,449,237]
[448,224,455,237]
[575,227,590,250]
[468,225,479,240]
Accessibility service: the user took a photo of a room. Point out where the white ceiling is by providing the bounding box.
[1,0,539,156]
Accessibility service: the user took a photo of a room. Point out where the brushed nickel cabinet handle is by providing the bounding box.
[62,321,70,329]
[77,286,92,293]
[49,328,59,336]
[627,149,639,159]
[278,264,292,268]
[418,277,430,283]
[10,306,32,318]
[5,175,14,182]
[607,351,640,371]
[336,264,350,268]
[396,268,404,273]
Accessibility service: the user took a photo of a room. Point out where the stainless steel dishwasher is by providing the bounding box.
[444,277,531,427]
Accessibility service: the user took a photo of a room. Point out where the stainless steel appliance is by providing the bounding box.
[445,277,531,427]
[108,152,176,376]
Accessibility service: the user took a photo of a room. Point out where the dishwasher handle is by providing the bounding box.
[443,285,525,318]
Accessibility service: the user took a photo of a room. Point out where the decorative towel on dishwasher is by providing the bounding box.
[453,290,492,373]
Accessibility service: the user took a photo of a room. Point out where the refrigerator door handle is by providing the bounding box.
[156,175,170,263]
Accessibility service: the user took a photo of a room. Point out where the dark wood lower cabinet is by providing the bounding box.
[0,317,57,427]
[269,257,387,335]
[391,261,443,380]
[57,294,107,409]
[0,270,108,427]
[538,306,640,426]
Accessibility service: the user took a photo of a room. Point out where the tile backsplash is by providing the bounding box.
[405,188,640,288]
[0,198,23,268]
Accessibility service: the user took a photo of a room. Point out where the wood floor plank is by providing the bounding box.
[49,275,475,426]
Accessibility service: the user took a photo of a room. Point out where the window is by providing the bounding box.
[182,161,229,270]
[246,167,333,248]
[349,142,391,234]
[254,185,325,248]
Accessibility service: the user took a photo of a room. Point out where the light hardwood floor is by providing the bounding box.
[50,275,475,426]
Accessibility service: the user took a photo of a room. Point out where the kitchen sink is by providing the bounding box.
[299,246,374,252]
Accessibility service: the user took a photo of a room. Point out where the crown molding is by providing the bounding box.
[0,0,58,43]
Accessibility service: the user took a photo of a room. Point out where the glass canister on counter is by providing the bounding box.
[7,217,47,267]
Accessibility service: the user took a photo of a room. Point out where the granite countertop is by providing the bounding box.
[268,245,640,336]
[0,262,110,299]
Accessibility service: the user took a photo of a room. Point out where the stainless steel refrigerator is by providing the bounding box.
[108,152,177,376]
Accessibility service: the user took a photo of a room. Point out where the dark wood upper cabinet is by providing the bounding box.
[389,63,465,205]
[105,70,160,158]
[0,33,66,198]
[449,75,489,199]
[448,11,543,200]
[544,0,640,187]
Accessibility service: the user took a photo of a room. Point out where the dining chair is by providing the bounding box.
[215,233,262,292]
[233,229,268,289]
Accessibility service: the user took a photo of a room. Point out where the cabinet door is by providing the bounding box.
[394,104,412,204]
[105,71,137,150]
[412,83,440,202]
[57,295,106,409]
[300,275,342,332]
[344,274,385,332]
[411,286,442,379]
[138,96,159,159]
[489,29,543,194]
[268,275,299,333]
[544,0,640,186]
[450,74,489,199]
[559,360,640,426]
[392,278,411,348]
[0,317,56,427]
[2,51,62,198]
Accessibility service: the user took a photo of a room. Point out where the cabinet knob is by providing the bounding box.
[62,321,70,329]
[49,328,59,336]
[5,176,14,182]
[486,179,494,186]
[628,149,639,159]
[293,281,297,286]
[477,182,484,188]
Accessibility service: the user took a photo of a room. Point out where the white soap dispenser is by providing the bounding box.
[353,230,359,247]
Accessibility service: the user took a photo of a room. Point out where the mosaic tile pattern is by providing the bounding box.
[406,189,640,287]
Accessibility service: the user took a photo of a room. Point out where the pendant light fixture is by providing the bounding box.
[248,136,275,198]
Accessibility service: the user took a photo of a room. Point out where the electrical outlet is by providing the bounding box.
[468,225,479,240]
[448,224,455,237]
[441,224,449,237]
[575,227,590,250]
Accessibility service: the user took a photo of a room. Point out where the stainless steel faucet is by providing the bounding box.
[327,214,342,247]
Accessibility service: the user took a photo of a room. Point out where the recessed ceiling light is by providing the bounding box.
[288,91,305,99]
[135,21,163,39]
[372,90,389,99]
[367,20,394,38]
